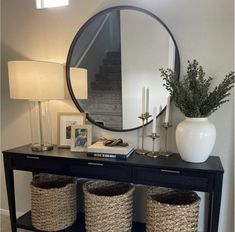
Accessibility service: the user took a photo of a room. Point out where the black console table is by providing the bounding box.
[3,145,224,232]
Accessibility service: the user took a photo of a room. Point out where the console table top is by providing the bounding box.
[3,144,224,173]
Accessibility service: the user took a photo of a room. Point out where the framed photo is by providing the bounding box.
[71,125,92,152]
[57,112,86,148]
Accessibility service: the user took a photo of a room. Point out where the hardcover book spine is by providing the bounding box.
[87,153,128,159]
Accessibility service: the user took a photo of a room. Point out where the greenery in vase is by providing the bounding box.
[160,60,234,117]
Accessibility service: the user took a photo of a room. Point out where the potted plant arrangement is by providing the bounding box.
[160,60,234,163]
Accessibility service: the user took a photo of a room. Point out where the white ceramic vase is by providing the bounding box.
[176,117,216,163]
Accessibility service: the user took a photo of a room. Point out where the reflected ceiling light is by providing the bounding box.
[36,0,69,9]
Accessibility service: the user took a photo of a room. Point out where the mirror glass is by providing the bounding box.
[67,6,180,131]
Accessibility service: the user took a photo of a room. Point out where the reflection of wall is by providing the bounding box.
[1,1,234,232]
[74,11,122,129]
[72,11,120,87]
[120,11,171,129]
[70,14,106,67]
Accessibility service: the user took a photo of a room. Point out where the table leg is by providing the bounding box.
[207,173,223,232]
[3,154,17,232]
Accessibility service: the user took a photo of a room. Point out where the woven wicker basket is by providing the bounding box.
[31,174,77,231]
[146,187,200,232]
[83,180,135,232]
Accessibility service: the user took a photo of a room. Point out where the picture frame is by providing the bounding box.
[57,112,86,148]
[71,124,92,152]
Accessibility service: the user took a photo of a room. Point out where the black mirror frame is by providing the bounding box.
[66,5,180,132]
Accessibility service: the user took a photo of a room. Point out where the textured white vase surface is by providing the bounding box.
[176,117,216,163]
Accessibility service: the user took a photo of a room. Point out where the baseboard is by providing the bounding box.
[0,209,24,218]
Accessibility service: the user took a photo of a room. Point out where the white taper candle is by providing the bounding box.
[146,88,149,113]
[164,96,171,123]
[142,87,145,114]
[152,106,157,133]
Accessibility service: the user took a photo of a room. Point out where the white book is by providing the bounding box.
[87,141,134,155]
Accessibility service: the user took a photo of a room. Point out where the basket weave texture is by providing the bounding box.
[146,187,200,232]
[83,180,135,232]
[31,174,77,231]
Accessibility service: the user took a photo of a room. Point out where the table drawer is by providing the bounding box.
[11,155,65,173]
[69,161,132,182]
[133,167,214,191]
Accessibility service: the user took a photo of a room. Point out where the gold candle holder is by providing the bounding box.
[146,133,160,158]
[158,122,172,157]
[135,112,152,155]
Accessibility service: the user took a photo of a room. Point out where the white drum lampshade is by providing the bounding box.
[8,61,65,100]
[8,60,65,151]
[67,67,88,100]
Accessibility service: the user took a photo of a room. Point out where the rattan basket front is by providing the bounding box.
[31,174,77,231]
[83,180,135,232]
[146,187,200,232]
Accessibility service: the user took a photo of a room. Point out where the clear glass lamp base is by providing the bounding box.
[29,101,53,152]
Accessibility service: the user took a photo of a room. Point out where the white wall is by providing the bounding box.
[0,0,1,218]
[1,0,234,231]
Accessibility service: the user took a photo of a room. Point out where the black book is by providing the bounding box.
[87,149,134,160]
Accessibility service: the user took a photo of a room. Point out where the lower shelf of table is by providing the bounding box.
[17,211,146,232]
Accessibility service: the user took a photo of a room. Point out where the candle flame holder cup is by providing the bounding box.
[135,112,152,155]
[146,133,160,158]
[158,122,172,157]
[145,112,151,123]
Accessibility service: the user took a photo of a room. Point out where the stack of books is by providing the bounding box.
[87,141,134,159]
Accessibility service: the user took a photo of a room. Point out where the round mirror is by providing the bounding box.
[66,6,180,132]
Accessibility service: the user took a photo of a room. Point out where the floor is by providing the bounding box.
[1,214,29,232]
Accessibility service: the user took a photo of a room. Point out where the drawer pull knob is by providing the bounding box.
[161,169,180,174]
[88,162,103,166]
[26,156,40,160]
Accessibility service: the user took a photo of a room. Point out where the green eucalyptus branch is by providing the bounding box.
[160,60,234,117]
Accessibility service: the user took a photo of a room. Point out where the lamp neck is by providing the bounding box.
[38,101,44,145]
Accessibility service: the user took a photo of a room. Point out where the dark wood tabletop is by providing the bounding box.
[4,144,224,173]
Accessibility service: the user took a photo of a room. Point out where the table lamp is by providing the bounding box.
[8,60,65,151]
[67,67,88,99]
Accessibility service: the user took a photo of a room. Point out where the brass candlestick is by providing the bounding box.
[158,122,172,157]
[135,112,151,155]
[146,133,160,158]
